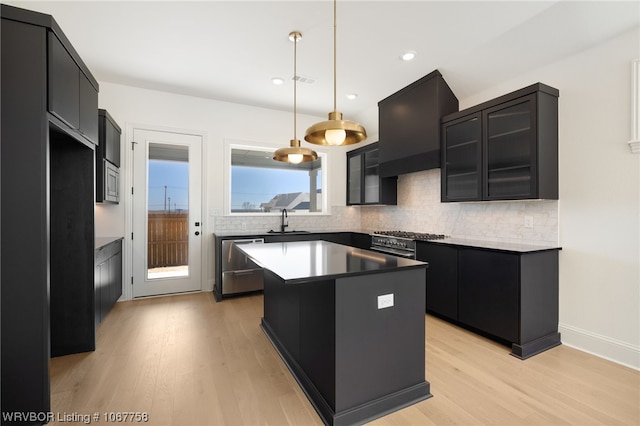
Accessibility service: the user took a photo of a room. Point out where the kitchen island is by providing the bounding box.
[238,240,431,426]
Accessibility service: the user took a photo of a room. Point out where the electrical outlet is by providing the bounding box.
[524,215,534,229]
[377,293,394,309]
[241,222,247,230]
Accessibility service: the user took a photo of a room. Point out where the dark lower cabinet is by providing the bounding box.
[349,232,372,250]
[95,239,123,327]
[417,241,561,359]
[458,249,520,343]
[416,243,458,320]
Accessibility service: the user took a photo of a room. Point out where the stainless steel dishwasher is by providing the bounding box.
[221,238,264,296]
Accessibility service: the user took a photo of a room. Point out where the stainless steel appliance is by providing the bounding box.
[221,238,264,296]
[370,231,446,258]
[103,160,119,203]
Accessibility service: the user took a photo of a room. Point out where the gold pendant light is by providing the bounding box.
[304,0,367,146]
[274,31,318,164]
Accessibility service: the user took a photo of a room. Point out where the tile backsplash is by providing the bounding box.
[213,205,361,234]
[214,169,558,246]
[360,169,559,246]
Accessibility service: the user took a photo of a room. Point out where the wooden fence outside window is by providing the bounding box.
[147,212,188,268]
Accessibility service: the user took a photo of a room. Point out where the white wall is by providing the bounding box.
[461,28,639,369]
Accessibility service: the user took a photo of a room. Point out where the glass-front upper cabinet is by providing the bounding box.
[441,83,558,202]
[442,112,482,202]
[484,95,536,200]
[347,142,397,206]
[363,148,380,203]
[347,154,362,204]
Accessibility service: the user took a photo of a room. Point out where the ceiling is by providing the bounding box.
[6,1,640,129]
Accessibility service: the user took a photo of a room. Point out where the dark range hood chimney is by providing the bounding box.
[377,70,458,177]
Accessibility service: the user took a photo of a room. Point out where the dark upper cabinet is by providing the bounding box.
[441,113,482,201]
[347,142,397,205]
[79,73,99,144]
[48,31,99,145]
[98,109,121,166]
[96,109,122,203]
[441,83,558,202]
[378,70,458,177]
[48,32,80,128]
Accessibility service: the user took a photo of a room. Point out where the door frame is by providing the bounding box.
[123,123,208,300]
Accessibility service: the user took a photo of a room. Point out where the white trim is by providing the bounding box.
[629,59,640,154]
[123,122,208,300]
[559,322,640,371]
[223,138,330,216]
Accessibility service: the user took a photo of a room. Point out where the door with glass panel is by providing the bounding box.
[132,128,202,297]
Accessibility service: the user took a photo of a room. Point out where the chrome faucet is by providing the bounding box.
[280,209,288,233]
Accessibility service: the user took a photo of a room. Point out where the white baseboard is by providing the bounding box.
[559,323,640,370]
[205,278,215,292]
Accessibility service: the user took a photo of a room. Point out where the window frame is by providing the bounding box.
[224,140,329,216]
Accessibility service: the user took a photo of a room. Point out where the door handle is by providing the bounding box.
[195,231,200,236]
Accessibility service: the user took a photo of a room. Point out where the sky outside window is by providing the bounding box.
[231,166,321,212]
[148,159,188,212]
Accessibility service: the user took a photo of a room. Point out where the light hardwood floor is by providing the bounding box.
[49,292,639,425]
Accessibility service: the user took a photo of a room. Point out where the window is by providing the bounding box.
[227,144,327,214]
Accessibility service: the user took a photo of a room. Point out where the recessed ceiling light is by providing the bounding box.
[272,77,284,85]
[346,93,358,100]
[401,51,416,61]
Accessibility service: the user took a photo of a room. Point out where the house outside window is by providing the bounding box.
[227,144,327,215]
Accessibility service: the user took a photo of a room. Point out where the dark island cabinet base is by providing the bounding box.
[262,267,431,425]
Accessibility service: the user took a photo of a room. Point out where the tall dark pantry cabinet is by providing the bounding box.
[1,5,98,423]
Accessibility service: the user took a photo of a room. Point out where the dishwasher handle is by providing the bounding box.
[232,238,265,245]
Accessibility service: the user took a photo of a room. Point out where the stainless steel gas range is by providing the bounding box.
[370,231,447,258]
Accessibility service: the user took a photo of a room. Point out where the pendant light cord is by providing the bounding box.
[293,32,298,140]
[333,0,337,113]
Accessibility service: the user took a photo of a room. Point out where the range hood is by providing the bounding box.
[378,70,458,177]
